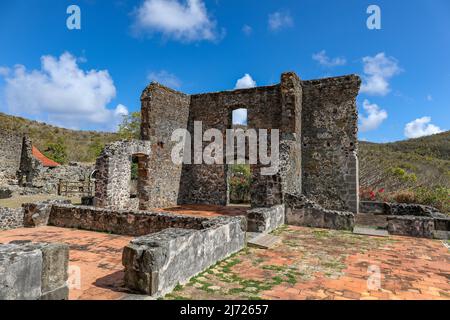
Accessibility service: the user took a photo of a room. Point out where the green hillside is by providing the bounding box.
[359,131,450,213]
[0,112,119,163]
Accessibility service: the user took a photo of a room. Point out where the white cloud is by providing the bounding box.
[234,74,256,90]
[0,67,10,77]
[404,117,443,139]
[268,11,293,32]
[133,0,219,42]
[1,52,128,130]
[359,99,388,132]
[312,50,346,67]
[242,24,253,36]
[360,53,401,96]
[148,70,181,88]
[426,94,433,101]
[232,108,247,126]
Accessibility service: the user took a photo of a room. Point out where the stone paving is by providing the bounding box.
[0,224,448,300]
[165,226,450,300]
[0,226,132,300]
[156,204,249,218]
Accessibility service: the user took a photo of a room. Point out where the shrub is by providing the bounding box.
[44,137,68,164]
[414,186,450,213]
[229,164,251,203]
[393,190,417,204]
[359,187,387,202]
[388,167,417,183]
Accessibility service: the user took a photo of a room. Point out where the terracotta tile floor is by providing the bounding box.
[156,204,250,218]
[165,226,450,301]
[1,225,449,300]
[0,226,132,300]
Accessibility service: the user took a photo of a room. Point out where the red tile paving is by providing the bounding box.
[1,224,449,300]
[0,226,132,300]
[165,226,450,301]
[156,204,250,218]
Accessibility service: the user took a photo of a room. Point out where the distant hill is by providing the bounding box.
[359,131,450,191]
[0,112,119,163]
[359,131,450,213]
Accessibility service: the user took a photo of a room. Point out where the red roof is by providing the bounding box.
[32,146,60,167]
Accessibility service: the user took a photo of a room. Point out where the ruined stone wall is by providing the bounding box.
[140,83,191,209]
[179,84,284,206]
[301,75,361,213]
[94,140,151,210]
[0,131,23,182]
[50,204,213,236]
[0,207,24,230]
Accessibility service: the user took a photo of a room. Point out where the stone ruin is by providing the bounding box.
[95,72,360,215]
[2,71,448,299]
[0,134,93,198]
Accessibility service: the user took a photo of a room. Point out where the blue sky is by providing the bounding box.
[0,0,449,142]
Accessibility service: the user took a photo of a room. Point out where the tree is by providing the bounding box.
[44,137,68,164]
[118,112,141,140]
[88,138,105,159]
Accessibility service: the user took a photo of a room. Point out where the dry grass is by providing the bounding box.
[0,195,80,208]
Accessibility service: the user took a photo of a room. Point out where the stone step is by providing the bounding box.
[353,226,389,237]
[247,233,282,249]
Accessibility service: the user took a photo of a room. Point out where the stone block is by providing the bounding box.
[247,205,285,233]
[0,242,69,300]
[0,244,43,300]
[122,216,246,297]
[387,216,435,239]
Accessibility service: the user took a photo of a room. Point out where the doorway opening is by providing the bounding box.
[227,108,251,205]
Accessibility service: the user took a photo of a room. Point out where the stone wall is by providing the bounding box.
[0,207,24,230]
[122,216,246,297]
[301,75,361,213]
[387,216,436,239]
[285,193,355,231]
[0,131,23,182]
[179,84,284,207]
[359,201,443,218]
[94,140,151,210]
[140,83,191,209]
[49,204,215,236]
[0,242,69,300]
[247,205,285,233]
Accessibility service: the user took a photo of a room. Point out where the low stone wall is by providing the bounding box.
[285,193,355,231]
[49,205,212,236]
[0,207,24,230]
[247,205,285,233]
[388,216,450,240]
[359,201,441,217]
[359,201,387,214]
[0,242,69,300]
[23,200,71,228]
[122,216,246,297]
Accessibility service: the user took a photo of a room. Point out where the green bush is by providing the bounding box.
[414,186,450,213]
[229,164,251,204]
[44,137,68,164]
[388,167,417,183]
